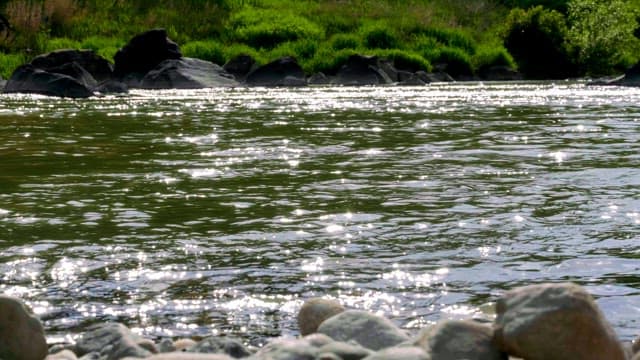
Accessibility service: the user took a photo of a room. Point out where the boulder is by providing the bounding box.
[307,72,331,85]
[317,341,373,360]
[397,71,427,86]
[223,54,256,81]
[75,323,154,360]
[46,62,98,89]
[493,283,626,360]
[317,310,410,351]
[185,337,250,358]
[0,295,48,360]
[245,56,306,87]
[4,64,94,98]
[46,350,78,360]
[252,337,319,360]
[139,58,239,89]
[414,320,506,360]
[418,71,454,83]
[114,28,182,83]
[362,346,431,360]
[95,80,128,94]
[298,298,345,336]
[30,49,113,82]
[332,55,394,86]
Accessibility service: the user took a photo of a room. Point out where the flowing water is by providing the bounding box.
[1,82,640,345]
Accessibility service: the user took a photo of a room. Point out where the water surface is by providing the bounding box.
[1,82,639,345]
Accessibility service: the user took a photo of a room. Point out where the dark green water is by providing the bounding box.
[1,83,639,345]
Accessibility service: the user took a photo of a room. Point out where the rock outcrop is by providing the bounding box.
[139,58,239,89]
[4,64,95,98]
[245,56,306,87]
[332,55,394,86]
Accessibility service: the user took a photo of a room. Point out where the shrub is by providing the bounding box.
[229,8,324,49]
[222,43,265,66]
[303,47,359,75]
[330,34,361,50]
[567,0,639,76]
[182,40,226,65]
[472,45,517,73]
[45,37,81,52]
[424,47,473,77]
[503,6,574,79]
[409,26,476,55]
[373,49,432,72]
[267,39,319,61]
[0,52,27,78]
[361,22,400,49]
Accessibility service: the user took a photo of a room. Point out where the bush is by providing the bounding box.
[503,6,574,79]
[373,49,432,72]
[0,52,27,78]
[472,45,517,73]
[423,47,473,77]
[330,34,361,50]
[229,8,324,49]
[182,40,226,65]
[409,26,476,55]
[268,39,319,61]
[567,0,639,76]
[361,22,400,49]
[222,43,265,66]
[303,47,359,75]
[45,37,81,52]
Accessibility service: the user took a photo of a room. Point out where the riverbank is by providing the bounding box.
[1,282,638,360]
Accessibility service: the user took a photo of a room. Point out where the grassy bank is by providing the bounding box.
[0,0,638,79]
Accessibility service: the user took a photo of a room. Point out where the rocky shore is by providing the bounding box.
[1,282,639,360]
[0,28,524,99]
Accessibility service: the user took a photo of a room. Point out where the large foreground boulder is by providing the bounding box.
[140,58,239,89]
[4,64,94,98]
[114,28,182,85]
[415,320,506,360]
[332,55,394,86]
[75,322,155,360]
[493,282,626,360]
[317,310,410,351]
[30,49,113,82]
[245,56,306,87]
[0,295,48,360]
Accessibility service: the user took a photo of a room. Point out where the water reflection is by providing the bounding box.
[1,83,640,344]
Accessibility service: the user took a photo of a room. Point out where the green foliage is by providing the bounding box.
[45,38,81,52]
[182,40,226,65]
[222,43,265,65]
[472,45,517,72]
[373,49,433,72]
[0,52,27,79]
[499,0,569,12]
[330,34,361,50]
[229,8,324,49]
[503,6,573,79]
[360,22,400,50]
[567,0,639,75]
[423,47,473,76]
[267,39,319,61]
[409,26,477,55]
[303,47,359,75]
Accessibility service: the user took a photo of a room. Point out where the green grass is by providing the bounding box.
[182,40,226,65]
[0,53,28,79]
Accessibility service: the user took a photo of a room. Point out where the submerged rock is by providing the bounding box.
[493,282,626,360]
[297,298,345,336]
[317,310,410,351]
[0,295,48,360]
[139,57,239,89]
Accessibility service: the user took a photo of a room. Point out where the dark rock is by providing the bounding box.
[362,346,430,360]
[332,55,393,86]
[420,71,454,83]
[4,64,94,98]
[415,320,506,360]
[245,56,306,87]
[308,72,331,85]
[139,58,239,89]
[479,66,523,81]
[0,295,48,360]
[493,283,626,360]
[298,298,345,336]
[47,61,98,89]
[95,80,128,94]
[30,49,113,82]
[186,337,250,358]
[597,62,640,86]
[317,310,410,351]
[75,323,154,360]
[114,28,182,81]
[223,54,256,81]
[397,71,427,86]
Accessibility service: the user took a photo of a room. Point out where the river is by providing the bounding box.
[1,82,639,345]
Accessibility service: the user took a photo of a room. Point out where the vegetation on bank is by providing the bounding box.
[0,0,638,79]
